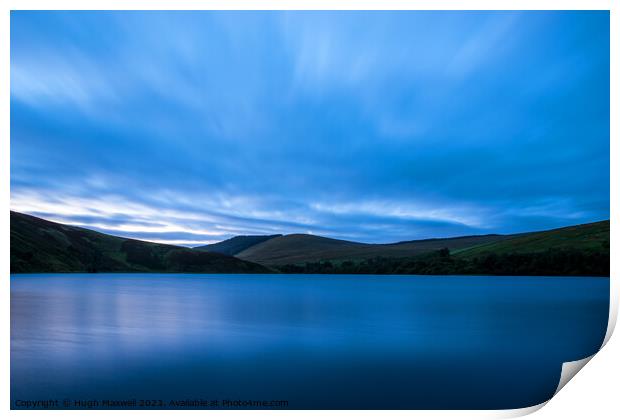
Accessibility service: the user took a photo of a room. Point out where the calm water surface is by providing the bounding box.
[11,274,609,409]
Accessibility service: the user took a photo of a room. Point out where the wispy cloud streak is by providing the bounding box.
[10,11,610,245]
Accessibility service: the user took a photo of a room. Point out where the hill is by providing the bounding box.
[11,211,609,276]
[235,233,514,266]
[453,220,610,258]
[10,211,270,274]
[276,220,610,276]
[195,234,282,256]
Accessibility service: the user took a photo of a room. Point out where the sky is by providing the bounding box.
[10,11,610,246]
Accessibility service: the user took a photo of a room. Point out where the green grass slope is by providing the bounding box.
[10,211,270,274]
[195,234,282,256]
[277,221,610,276]
[235,232,514,266]
[453,220,609,259]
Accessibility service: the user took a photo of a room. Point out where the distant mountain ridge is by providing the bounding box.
[195,234,282,256]
[269,221,610,276]
[10,211,270,274]
[10,211,610,276]
[205,221,609,267]
[233,232,519,266]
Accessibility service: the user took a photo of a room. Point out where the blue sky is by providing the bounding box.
[10,11,609,246]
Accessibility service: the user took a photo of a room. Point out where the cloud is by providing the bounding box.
[444,12,521,79]
[10,11,610,245]
[11,52,117,112]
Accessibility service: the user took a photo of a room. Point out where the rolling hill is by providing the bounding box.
[10,211,270,274]
[272,220,610,276]
[453,220,610,258]
[11,211,609,276]
[234,232,516,266]
[195,234,282,256]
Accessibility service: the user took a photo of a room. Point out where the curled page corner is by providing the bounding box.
[495,401,548,418]
[553,355,595,396]
[495,354,597,419]
[601,286,618,348]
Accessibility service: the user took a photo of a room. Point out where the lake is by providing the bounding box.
[11,274,608,409]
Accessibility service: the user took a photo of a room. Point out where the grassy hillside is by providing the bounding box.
[10,211,270,274]
[195,234,282,255]
[277,221,610,276]
[453,220,609,258]
[235,233,514,266]
[11,211,609,276]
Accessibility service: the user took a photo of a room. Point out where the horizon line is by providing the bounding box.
[9,209,610,249]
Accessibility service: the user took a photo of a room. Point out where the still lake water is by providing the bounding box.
[11,274,608,409]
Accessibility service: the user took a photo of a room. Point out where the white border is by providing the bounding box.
[1,1,616,419]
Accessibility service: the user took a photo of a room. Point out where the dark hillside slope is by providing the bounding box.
[195,234,282,256]
[10,211,270,273]
[453,220,609,258]
[236,232,514,266]
[277,220,610,276]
